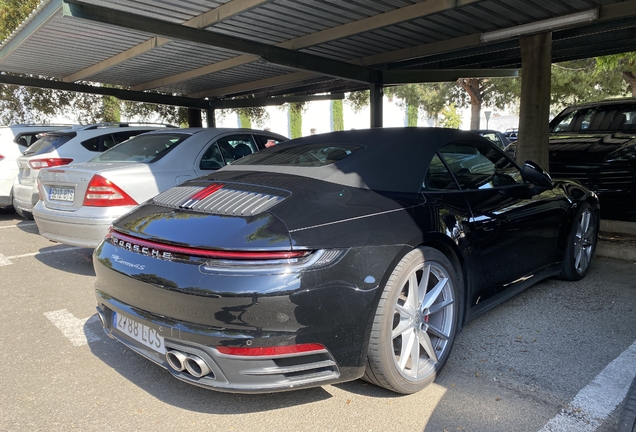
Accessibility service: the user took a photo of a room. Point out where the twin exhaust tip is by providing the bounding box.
[166,350,213,378]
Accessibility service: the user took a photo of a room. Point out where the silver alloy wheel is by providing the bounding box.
[574,208,594,275]
[391,262,455,381]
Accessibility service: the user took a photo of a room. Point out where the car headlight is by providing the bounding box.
[605,144,636,162]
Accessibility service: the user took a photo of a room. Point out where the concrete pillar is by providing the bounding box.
[517,32,552,169]
[187,108,202,128]
[206,107,216,127]
[370,83,383,128]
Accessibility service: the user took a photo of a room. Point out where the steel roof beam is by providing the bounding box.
[0,74,209,108]
[132,0,481,91]
[61,0,376,84]
[0,74,345,110]
[201,0,636,98]
[62,0,269,83]
[0,0,63,62]
[211,93,344,109]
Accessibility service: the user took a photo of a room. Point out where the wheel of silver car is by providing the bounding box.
[560,202,597,281]
[364,247,460,394]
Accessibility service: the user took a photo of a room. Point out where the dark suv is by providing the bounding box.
[549,99,636,221]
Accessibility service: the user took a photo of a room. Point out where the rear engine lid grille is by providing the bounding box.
[152,182,290,216]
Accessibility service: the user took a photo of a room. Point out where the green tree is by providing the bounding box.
[385,83,452,126]
[455,77,520,129]
[438,104,462,129]
[331,99,344,131]
[288,102,305,138]
[596,53,636,97]
[551,58,627,114]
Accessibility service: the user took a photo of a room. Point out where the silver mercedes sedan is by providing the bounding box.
[33,128,287,247]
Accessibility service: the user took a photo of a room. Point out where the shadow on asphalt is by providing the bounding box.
[34,246,95,276]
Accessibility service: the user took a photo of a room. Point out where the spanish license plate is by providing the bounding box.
[49,187,74,202]
[113,312,165,354]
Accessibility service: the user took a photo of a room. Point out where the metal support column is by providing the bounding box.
[206,106,216,127]
[188,108,203,128]
[517,32,552,169]
[370,82,383,128]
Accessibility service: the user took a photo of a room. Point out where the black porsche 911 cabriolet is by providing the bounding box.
[93,128,598,394]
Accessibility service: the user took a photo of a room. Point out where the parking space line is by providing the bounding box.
[0,222,37,229]
[44,309,101,346]
[0,246,82,266]
[539,340,636,432]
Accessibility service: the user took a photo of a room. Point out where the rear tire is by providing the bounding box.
[560,202,597,281]
[364,247,459,394]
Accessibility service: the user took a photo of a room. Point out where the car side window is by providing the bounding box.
[438,141,524,190]
[423,154,460,191]
[552,111,576,132]
[81,137,100,152]
[199,143,224,170]
[217,134,258,164]
[254,135,284,149]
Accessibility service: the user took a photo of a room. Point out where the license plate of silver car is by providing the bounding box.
[113,312,165,354]
[49,187,74,201]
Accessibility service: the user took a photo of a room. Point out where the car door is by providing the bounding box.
[437,140,566,289]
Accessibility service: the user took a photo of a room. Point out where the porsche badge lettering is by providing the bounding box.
[111,237,173,259]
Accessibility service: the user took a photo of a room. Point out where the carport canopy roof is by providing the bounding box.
[1,0,636,109]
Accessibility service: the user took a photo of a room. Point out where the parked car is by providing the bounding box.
[0,124,72,211]
[34,128,287,248]
[548,99,636,221]
[13,123,173,219]
[504,128,518,141]
[470,129,511,149]
[92,128,598,395]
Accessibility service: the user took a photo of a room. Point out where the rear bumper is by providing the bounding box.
[12,181,38,213]
[33,201,132,247]
[0,161,18,206]
[93,240,399,392]
[96,296,343,393]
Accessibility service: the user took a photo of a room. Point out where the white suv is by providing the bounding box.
[0,124,72,211]
[13,123,174,218]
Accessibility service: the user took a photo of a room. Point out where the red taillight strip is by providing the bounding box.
[216,343,326,356]
[110,230,309,260]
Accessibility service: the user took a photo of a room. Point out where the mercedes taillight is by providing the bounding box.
[83,175,137,207]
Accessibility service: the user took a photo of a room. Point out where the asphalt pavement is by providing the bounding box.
[1,212,635,432]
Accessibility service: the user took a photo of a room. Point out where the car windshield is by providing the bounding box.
[232,143,363,167]
[551,105,636,133]
[22,133,74,156]
[90,133,190,163]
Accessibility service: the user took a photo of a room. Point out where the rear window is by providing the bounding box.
[22,134,74,156]
[232,143,363,167]
[90,133,189,163]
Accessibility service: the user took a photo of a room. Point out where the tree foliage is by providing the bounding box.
[454,77,520,129]
[595,52,636,97]
[551,58,627,114]
[288,102,305,138]
[331,99,344,131]
[385,83,453,126]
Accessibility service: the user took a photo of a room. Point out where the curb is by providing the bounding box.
[595,239,636,262]
[600,220,636,236]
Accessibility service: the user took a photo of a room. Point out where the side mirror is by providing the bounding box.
[521,160,553,189]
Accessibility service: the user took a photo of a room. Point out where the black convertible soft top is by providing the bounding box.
[222,127,487,193]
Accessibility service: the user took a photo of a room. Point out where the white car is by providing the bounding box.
[0,124,72,211]
[33,128,287,248]
[14,123,173,218]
